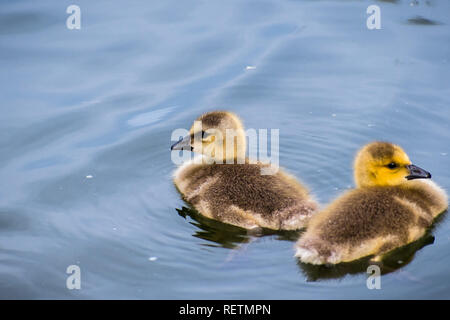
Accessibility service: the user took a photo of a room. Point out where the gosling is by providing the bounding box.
[171,111,318,230]
[295,141,448,264]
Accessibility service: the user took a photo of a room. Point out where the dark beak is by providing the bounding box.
[406,164,431,180]
[171,135,193,151]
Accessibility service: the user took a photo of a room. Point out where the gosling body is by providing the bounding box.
[295,142,447,264]
[172,111,318,230]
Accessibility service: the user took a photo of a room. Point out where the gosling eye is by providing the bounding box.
[387,162,398,169]
[201,130,210,139]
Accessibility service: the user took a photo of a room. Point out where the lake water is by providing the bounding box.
[0,0,449,299]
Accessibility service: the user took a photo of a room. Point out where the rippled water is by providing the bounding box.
[1,0,449,299]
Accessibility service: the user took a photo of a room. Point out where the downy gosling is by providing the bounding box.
[295,141,448,264]
[171,111,318,230]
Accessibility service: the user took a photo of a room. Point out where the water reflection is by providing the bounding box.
[178,203,448,280]
[298,211,448,281]
[176,206,301,249]
[176,206,252,249]
[297,233,436,281]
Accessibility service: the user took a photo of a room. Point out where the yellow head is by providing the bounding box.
[171,111,246,163]
[354,141,431,188]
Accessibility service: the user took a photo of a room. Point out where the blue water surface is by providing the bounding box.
[0,0,449,299]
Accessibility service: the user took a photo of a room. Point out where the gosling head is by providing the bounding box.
[354,141,431,188]
[171,111,246,163]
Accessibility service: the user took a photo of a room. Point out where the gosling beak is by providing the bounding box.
[171,135,193,151]
[406,164,432,180]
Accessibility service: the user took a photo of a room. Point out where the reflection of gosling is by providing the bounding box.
[295,141,448,264]
[171,111,318,230]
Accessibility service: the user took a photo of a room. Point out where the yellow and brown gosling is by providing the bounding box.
[295,141,448,264]
[171,111,318,230]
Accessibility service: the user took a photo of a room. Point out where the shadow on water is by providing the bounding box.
[176,206,302,249]
[407,16,443,26]
[0,209,29,232]
[298,211,448,281]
